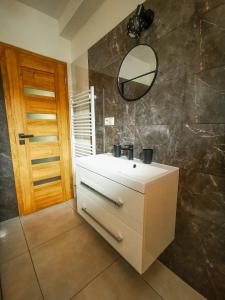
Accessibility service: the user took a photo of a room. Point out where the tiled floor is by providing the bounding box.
[0,200,206,300]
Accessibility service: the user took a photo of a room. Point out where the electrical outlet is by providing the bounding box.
[104,117,115,126]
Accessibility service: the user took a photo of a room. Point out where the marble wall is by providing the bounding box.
[88,1,225,299]
[0,72,18,221]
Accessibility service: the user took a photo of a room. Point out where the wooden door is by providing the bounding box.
[0,43,73,215]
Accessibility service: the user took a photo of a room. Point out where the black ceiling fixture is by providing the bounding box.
[127,4,154,39]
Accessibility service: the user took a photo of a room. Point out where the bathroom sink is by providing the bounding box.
[115,160,167,179]
[76,153,178,193]
[76,153,179,273]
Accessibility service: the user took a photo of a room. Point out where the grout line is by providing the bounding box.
[0,250,28,268]
[21,219,84,252]
[19,204,118,300]
[141,275,164,300]
[19,218,45,300]
[194,64,225,75]
[17,203,163,300]
[0,218,28,267]
[65,204,163,299]
[65,199,77,210]
[201,2,225,16]
[68,257,119,300]
[20,205,83,252]
[0,207,81,266]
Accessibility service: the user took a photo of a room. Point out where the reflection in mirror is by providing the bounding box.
[118,44,157,101]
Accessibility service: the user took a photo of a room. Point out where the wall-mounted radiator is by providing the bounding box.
[70,86,96,160]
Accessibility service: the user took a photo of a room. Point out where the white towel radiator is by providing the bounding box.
[70,86,96,160]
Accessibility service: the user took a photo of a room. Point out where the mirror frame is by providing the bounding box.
[117,43,158,101]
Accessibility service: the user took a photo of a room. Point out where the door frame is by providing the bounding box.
[0,42,73,215]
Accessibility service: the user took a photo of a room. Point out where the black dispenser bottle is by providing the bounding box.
[113,144,121,157]
[143,148,153,164]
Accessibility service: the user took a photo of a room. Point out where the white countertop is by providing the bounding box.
[75,153,179,193]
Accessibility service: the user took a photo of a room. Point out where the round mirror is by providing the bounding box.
[117,44,158,101]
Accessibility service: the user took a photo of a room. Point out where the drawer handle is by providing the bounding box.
[80,180,124,207]
[81,207,123,243]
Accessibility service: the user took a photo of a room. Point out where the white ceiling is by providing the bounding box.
[60,0,105,39]
[18,0,71,19]
[17,0,106,40]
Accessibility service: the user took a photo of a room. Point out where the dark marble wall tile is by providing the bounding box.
[88,0,225,298]
[142,0,198,41]
[0,178,18,222]
[187,70,225,123]
[0,74,18,222]
[160,209,225,299]
[201,26,225,71]
[161,172,225,299]
[104,101,136,153]
[176,124,225,176]
[88,21,136,73]
[200,4,225,70]
[203,3,225,26]
[135,76,187,126]
[196,0,225,14]
[149,18,201,78]
[178,170,225,224]
[185,67,225,124]
[134,125,177,162]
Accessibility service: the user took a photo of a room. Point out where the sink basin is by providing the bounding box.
[76,153,178,193]
[115,160,167,180]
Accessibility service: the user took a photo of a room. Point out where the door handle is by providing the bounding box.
[19,133,34,139]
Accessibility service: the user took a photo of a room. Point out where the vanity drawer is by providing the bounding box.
[77,189,143,273]
[76,166,144,231]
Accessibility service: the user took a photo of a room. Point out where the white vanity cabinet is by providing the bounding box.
[75,154,179,274]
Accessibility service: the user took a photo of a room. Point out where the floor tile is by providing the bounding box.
[21,202,83,249]
[66,198,77,210]
[0,217,27,265]
[31,223,118,300]
[72,258,162,300]
[143,260,206,300]
[1,252,43,300]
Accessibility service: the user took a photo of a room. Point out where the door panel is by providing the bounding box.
[27,119,58,136]
[19,52,55,73]
[1,43,73,215]
[21,67,55,91]
[32,161,61,181]
[25,95,57,113]
[29,141,60,159]
[34,180,64,209]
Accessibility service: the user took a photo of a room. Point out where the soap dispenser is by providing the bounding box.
[113,144,121,157]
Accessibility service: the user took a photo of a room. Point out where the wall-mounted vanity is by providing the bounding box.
[75,154,179,273]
